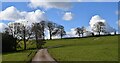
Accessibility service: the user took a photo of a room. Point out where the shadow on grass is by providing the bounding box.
[44,43,116,49]
[45,35,119,49]
[2,48,37,55]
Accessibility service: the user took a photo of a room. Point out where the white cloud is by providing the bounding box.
[28,0,72,10]
[0,6,47,26]
[89,15,115,33]
[44,29,61,39]
[45,28,79,39]
[65,28,78,37]
[29,0,73,21]
[0,23,8,32]
[62,12,73,21]
[44,29,50,39]
[66,27,94,37]
[0,6,24,21]
[86,26,92,32]
[24,10,47,25]
[89,15,105,29]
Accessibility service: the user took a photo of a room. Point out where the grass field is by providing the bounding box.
[2,50,36,61]
[2,40,37,63]
[2,35,119,62]
[44,35,118,61]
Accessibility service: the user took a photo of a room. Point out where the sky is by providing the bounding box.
[0,1,119,38]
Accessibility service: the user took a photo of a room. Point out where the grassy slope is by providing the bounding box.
[2,50,36,61]
[44,36,118,61]
[2,40,37,62]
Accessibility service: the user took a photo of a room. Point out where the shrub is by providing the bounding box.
[2,33,17,52]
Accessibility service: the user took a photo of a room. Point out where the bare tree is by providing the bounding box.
[93,22,105,36]
[7,22,32,50]
[31,23,43,49]
[47,22,56,40]
[52,25,66,39]
[81,26,86,37]
[75,26,86,37]
[75,27,81,37]
[39,21,46,40]
[59,25,66,39]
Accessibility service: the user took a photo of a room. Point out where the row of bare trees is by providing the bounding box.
[74,22,105,37]
[74,22,106,37]
[75,22,116,37]
[5,21,66,50]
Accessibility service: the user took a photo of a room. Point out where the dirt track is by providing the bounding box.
[31,49,57,63]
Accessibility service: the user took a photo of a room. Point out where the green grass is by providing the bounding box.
[2,50,36,61]
[2,35,119,62]
[44,35,118,61]
[2,40,37,63]
[17,40,37,50]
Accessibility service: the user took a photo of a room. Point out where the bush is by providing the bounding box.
[2,33,17,52]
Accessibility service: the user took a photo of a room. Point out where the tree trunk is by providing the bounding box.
[92,33,94,36]
[41,22,45,40]
[50,30,52,40]
[99,26,101,36]
[61,34,62,39]
[114,31,116,35]
[23,28,26,50]
[79,34,80,38]
[35,31,38,49]
[42,32,45,40]
[61,30,62,39]
[98,32,100,36]
[82,33,83,37]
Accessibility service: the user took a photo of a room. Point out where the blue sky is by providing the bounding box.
[1,2,118,32]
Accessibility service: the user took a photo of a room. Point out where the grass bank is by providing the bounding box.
[44,35,118,61]
[2,40,37,63]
